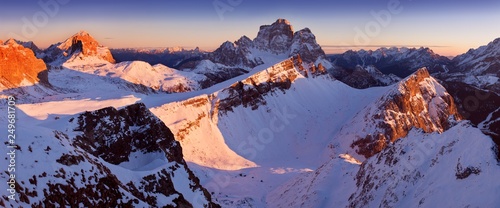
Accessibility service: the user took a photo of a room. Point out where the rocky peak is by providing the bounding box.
[235,35,253,48]
[0,41,47,89]
[253,18,295,54]
[44,30,115,63]
[345,68,461,159]
[208,19,326,68]
[290,27,327,63]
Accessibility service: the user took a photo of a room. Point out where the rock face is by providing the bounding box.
[339,68,461,159]
[0,40,47,89]
[253,19,294,54]
[206,19,328,69]
[44,30,115,64]
[289,28,327,63]
[6,103,219,207]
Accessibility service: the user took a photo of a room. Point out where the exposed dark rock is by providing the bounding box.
[12,103,220,207]
[350,68,461,158]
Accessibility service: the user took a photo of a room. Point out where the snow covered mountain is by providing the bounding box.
[176,18,332,88]
[111,47,205,68]
[0,103,219,207]
[262,58,496,208]
[329,47,451,88]
[335,68,461,159]
[207,19,331,68]
[44,31,115,64]
[446,38,500,92]
[269,122,500,208]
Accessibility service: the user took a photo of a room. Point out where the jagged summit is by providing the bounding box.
[207,19,328,69]
[253,18,295,54]
[44,30,115,64]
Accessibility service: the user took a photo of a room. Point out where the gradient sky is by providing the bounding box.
[1,0,499,56]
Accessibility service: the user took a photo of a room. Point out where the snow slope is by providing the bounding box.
[268,122,500,208]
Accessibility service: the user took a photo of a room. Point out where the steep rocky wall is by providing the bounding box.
[0,42,47,89]
[348,68,461,158]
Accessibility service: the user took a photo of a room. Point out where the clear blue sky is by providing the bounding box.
[1,0,499,56]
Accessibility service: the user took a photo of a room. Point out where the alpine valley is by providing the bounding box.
[0,19,499,207]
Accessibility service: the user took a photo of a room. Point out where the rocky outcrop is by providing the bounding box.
[73,103,183,164]
[217,55,329,114]
[0,40,47,89]
[344,68,461,158]
[9,103,219,207]
[44,30,115,63]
